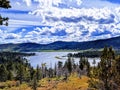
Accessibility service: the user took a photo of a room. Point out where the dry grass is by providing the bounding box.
[55,74,89,90]
[0,73,89,90]
[38,73,89,90]
[0,82,31,90]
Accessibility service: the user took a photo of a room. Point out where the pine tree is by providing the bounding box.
[41,63,46,78]
[114,55,120,86]
[99,47,115,89]
[79,57,84,70]
[16,64,25,84]
[58,61,63,68]
[36,65,41,81]
[67,57,72,74]
[54,63,57,76]
[7,70,13,80]
[86,59,90,76]
[0,64,8,81]
[31,73,38,90]
[24,67,31,82]
[30,67,35,80]
[63,61,68,78]
[0,0,11,25]
[48,68,53,78]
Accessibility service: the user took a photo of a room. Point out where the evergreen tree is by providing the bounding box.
[54,63,57,76]
[0,64,8,81]
[67,57,72,74]
[36,65,41,81]
[7,70,13,80]
[31,73,38,90]
[79,57,84,70]
[0,52,34,83]
[63,61,68,78]
[30,67,35,80]
[16,64,25,84]
[24,67,31,82]
[88,47,116,90]
[48,68,53,78]
[0,0,11,25]
[86,59,90,76]
[41,63,46,78]
[99,47,115,89]
[114,55,120,86]
[6,61,14,70]
[58,61,63,68]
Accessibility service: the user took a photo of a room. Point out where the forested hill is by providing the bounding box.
[0,36,120,52]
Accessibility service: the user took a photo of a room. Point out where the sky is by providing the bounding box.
[0,0,120,44]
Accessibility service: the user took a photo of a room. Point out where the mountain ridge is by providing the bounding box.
[0,36,120,52]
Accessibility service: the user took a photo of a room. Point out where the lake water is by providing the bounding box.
[26,52,100,68]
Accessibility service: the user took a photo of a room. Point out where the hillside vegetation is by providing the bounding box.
[0,47,120,90]
[0,74,88,90]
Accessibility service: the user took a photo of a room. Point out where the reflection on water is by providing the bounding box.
[26,52,100,68]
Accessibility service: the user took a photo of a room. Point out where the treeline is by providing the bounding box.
[68,51,101,58]
[0,52,36,89]
[68,49,120,58]
[0,52,35,82]
[0,52,35,56]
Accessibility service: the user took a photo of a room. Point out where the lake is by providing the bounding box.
[26,52,100,68]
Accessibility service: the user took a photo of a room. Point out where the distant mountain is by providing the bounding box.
[0,36,120,52]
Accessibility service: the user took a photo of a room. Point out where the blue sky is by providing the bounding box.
[0,0,120,44]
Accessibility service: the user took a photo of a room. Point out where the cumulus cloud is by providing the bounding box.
[33,0,82,8]
[45,14,115,24]
[26,3,120,43]
[1,0,120,44]
[5,33,21,40]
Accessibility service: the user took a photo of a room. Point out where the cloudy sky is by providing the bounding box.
[0,0,120,44]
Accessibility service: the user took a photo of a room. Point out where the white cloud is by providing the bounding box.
[23,0,32,6]
[1,0,120,44]
[5,33,21,39]
[33,0,82,8]
[0,29,22,44]
[29,5,120,42]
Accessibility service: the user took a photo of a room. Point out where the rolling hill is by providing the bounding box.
[0,36,120,52]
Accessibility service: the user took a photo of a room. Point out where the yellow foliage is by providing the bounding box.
[37,73,89,90]
[0,82,31,90]
[56,75,89,90]
[0,73,89,90]
[0,81,18,89]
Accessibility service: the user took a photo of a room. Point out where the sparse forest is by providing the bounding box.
[0,47,120,90]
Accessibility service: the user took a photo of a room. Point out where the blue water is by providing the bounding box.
[26,52,100,68]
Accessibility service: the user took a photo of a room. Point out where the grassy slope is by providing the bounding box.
[37,73,89,90]
[54,75,88,90]
[0,74,89,90]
